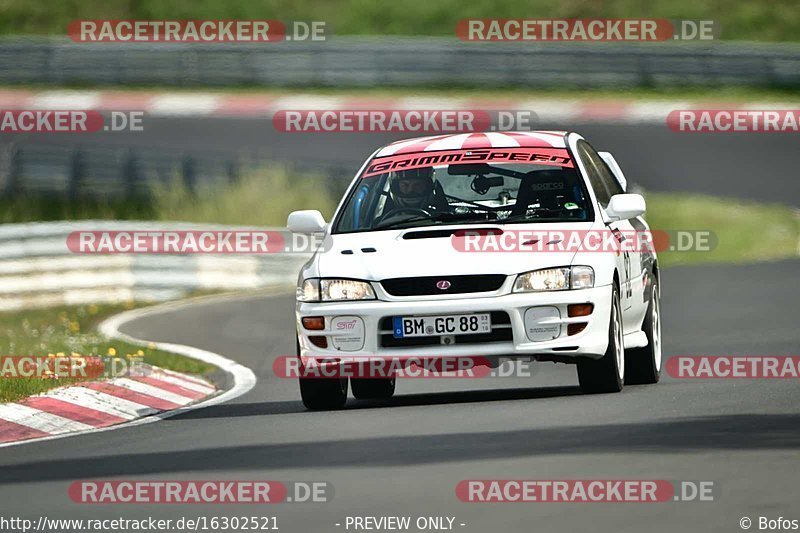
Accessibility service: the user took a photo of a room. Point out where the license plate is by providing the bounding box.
[392,313,492,338]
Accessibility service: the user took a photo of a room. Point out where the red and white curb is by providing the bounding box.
[0,365,216,444]
[1,88,795,124]
[0,295,258,448]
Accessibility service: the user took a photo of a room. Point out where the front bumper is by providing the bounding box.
[296,285,612,362]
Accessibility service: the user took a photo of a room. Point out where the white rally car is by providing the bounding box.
[289,131,661,409]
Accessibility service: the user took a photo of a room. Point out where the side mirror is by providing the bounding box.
[287,210,326,233]
[605,194,646,221]
[598,151,628,192]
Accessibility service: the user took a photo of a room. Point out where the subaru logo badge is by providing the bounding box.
[436,280,451,290]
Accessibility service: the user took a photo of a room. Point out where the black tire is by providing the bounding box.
[625,275,662,385]
[351,377,396,400]
[299,377,348,410]
[296,338,348,410]
[577,284,624,393]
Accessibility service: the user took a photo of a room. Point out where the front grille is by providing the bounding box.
[379,311,512,348]
[380,274,507,296]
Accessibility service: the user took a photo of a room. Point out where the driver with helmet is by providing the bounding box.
[387,167,437,210]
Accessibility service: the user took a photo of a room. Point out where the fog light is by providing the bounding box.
[302,316,325,330]
[309,335,328,348]
[568,304,594,317]
[567,323,587,336]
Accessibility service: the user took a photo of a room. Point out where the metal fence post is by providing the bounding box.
[182,154,197,194]
[4,144,24,197]
[68,148,86,199]
[226,159,239,186]
[123,149,147,198]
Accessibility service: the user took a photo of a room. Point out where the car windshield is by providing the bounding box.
[333,153,593,234]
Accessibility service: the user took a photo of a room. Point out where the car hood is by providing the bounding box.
[315,222,598,280]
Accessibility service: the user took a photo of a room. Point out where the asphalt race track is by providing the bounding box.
[0,119,798,533]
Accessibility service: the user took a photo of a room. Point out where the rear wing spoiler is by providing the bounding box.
[598,151,628,192]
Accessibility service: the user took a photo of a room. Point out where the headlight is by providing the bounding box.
[297,279,320,302]
[513,266,594,292]
[570,266,595,289]
[513,267,570,292]
[297,278,376,302]
[321,279,376,301]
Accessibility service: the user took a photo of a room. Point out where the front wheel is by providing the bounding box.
[299,376,348,410]
[297,338,348,410]
[625,275,662,385]
[577,284,624,393]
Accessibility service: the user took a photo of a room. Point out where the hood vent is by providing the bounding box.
[402,228,502,240]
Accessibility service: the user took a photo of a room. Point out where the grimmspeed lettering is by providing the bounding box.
[363,148,573,178]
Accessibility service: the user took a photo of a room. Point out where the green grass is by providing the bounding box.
[646,193,799,266]
[150,168,337,226]
[0,303,218,403]
[243,86,800,102]
[2,0,800,41]
[8,84,800,102]
[0,166,338,225]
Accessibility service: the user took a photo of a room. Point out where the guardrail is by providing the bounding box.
[0,221,307,311]
[1,37,799,88]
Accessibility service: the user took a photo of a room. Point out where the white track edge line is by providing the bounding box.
[0,289,292,448]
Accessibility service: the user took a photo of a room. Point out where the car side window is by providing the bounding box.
[576,141,612,207]
[336,176,388,231]
[580,141,624,200]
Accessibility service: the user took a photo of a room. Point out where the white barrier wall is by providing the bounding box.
[0,221,308,311]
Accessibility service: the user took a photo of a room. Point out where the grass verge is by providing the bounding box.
[5,85,800,103]
[150,168,337,226]
[0,166,339,225]
[0,302,217,403]
[2,0,800,42]
[646,193,799,267]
